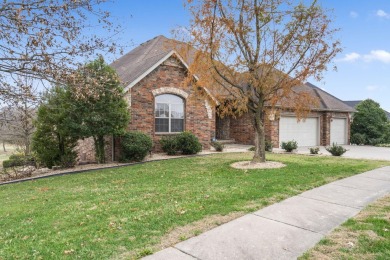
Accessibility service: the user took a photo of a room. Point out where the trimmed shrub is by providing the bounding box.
[121,131,153,162]
[326,143,347,156]
[60,152,78,168]
[2,154,36,169]
[176,131,202,155]
[376,143,390,148]
[211,141,224,152]
[281,140,298,152]
[350,133,366,145]
[160,132,202,155]
[265,140,273,152]
[160,136,179,155]
[309,147,320,154]
[2,159,18,169]
[247,140,273,152]
[367,138,383,146]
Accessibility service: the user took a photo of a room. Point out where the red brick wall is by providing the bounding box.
[321,112,331,146]
[123,56,215,153]
[225,112,278,146]
[229,113,255,145]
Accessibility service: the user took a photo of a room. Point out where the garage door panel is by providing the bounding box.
[330,118,347,145]
[279,117,319,147]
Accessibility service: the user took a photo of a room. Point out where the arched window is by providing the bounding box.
[155,94,184,133]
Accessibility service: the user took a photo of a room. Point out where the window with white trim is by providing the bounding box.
[155,94,184,133]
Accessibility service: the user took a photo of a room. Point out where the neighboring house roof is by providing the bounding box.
[343,100,390,119]
[343,100,361,108]
[303,83,356,112]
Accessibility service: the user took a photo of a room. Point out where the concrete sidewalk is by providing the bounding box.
[144,166,390,260]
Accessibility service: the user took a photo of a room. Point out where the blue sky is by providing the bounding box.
[106,0,390,111]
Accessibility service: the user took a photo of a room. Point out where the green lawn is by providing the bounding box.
[0,153,389,259]
[300,194,390,260]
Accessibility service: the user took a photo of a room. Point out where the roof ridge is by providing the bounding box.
[312,86,328,109]
[307,82,348,105]
[305,82,355,112]
[136,35,166,63]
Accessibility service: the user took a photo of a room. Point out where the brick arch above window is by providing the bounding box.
[152,87,189,99]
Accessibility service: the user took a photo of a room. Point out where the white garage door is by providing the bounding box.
[279,116,319,147]
[330,118,347,145]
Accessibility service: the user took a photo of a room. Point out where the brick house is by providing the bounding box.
[77,35,354,162]
[218,82,355,147]
[77,35,216,162]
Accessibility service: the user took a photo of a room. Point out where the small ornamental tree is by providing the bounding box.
[69,56,130,163]
[351,99,389,145]
[181,0,341,163]
[32,87,78,168]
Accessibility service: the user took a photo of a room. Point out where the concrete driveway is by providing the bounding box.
[223,144,390,161]
[290,145,390,161]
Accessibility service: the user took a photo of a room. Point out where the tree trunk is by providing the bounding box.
[24,131,30,156]
[2,140,6,152]
[94,135,106,164]
[251,109,266,163]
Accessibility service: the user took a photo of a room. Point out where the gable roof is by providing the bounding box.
[111,35,354,113]
[343,100,390,119]
[111,35,193,92]
[303,83,355,112]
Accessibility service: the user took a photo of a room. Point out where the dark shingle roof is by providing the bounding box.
[111,35,175,89]
[302,83,355,112]
[343,100,361,108]
[111,35,195,91]
[110,35,355,113]
[343,100,390,119]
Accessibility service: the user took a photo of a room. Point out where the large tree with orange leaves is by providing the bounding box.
[182,0,342,163]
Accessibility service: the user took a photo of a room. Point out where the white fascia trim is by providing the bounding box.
[173,53,219,105]
[123,50,219,105]
[124,50,184,92]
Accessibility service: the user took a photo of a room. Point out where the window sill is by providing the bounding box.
[155,132,182,135]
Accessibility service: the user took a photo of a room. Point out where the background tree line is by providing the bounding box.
[351,99,390,146]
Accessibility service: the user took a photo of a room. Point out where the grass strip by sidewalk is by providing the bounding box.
[300,194,390,260]
[0,152,389,259]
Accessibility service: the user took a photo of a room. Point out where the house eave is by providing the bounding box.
[266,105,355,113]
[124,50,176,92]
[123,50,219,105]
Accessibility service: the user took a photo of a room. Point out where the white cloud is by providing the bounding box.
[376,9,390,19]
[336,52,361,62]
[350,11,358,18]
[336,50,390,64]
[363,50,390,63]
[366,85,379,91]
